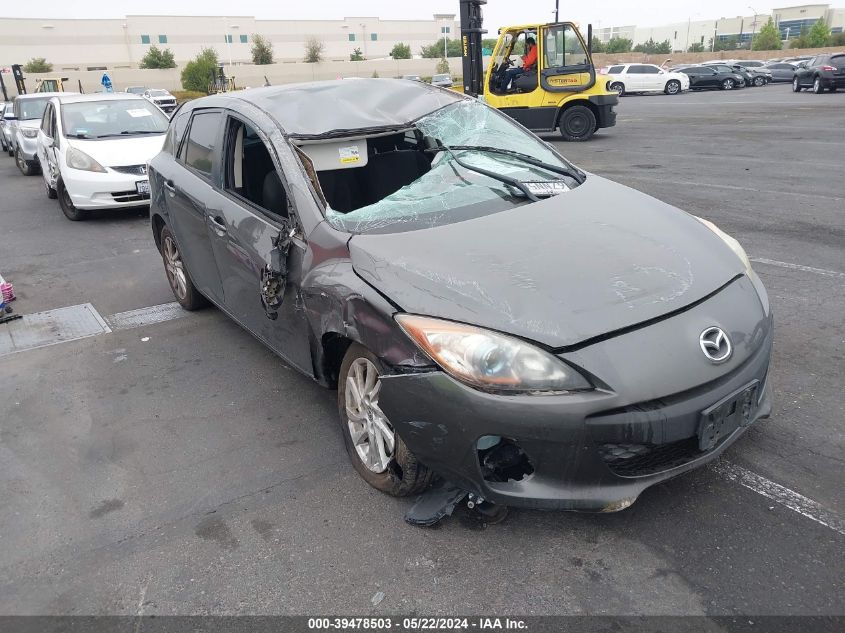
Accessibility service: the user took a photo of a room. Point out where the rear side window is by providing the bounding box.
[184,111,222,178]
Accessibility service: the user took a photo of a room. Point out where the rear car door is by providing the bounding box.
[162,109,226,304]
[207,112,313,374]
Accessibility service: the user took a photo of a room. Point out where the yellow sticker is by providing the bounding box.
[339,146,360,164]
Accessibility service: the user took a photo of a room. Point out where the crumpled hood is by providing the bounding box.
[66,135,166,168]
[349,175,746,349]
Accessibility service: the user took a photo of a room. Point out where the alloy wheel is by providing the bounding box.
[163,235,188,301]
[723,79,734,90]
[813,77,822,93]
[344,357,395,474]
[666,80,680,94]
[15,149,27,173]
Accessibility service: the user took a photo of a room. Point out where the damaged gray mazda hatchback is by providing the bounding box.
[149,79,772,515]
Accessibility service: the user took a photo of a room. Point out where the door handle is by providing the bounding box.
[163,179,176,194]
[207,214,228,236]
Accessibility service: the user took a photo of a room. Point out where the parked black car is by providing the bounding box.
[675,66,746,90]
[792,53,845,93]
[147,79,772,515]
[764,62,799,82]
[703,64,758,87]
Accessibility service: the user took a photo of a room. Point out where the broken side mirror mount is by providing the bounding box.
[260,221,295,320]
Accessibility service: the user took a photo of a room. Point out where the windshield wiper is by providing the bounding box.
[97,130,164,138]
[427,145,540,202]
[438,144,585,184]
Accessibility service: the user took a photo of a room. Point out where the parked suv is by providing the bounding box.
[792,53,845,93]
[604,63,689,95]
[143,88,178,113]
[11,92,68,176]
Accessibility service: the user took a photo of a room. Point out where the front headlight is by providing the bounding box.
[21,128,38,138]
[395,314,592,395]
[66,146,106,172]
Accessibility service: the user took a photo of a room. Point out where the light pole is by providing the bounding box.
[555,0,559,22]
[748,7,759,50]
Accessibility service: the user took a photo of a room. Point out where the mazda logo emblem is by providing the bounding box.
[699,327,732,364]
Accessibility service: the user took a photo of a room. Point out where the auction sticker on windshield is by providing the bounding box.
[127,109,153,118]
[339,146,360,164]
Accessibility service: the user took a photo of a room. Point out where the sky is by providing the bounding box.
[3,1,781,29]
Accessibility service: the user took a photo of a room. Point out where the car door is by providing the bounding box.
[625,64,646,91]
[798,57,817,86]
[206,112,313,374]
[37,102,60,189]
[638,65,663,91]
[163,109,226,304]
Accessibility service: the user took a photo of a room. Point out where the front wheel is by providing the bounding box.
[58,180,87,221]
[721,78,735,90]
[15,148,37,176]
[558,105,597,142]
[609,82,625,96]
[664,80,681,95]
[793,77,802,92]
[337,343,433,497]
[753,76,766,87]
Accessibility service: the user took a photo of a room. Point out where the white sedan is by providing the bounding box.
[603,63,690,96]
[35,93,168,221]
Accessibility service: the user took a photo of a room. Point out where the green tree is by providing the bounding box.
[481,38,498,52]
[436,58,450,74]
[590,36,606,53]
[350,47,365,61]
[251,34,274,65]
[390,42,411,59]
[806,19,831,48]
[790,26,810,49]
[688,42,705,53]
[421,38,462,58]
[711,35,740,51]
[23,57,52,73]
[304,37,324,63]
[180,47,219,93]
[633,38,671,54]
[829,32,845,46]
[139,45,176,69]
[605,37,633,53]
[752,18,782,51]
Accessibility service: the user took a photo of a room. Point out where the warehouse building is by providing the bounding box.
[0,14,460,70]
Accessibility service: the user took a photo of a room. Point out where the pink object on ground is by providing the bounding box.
[1,282,15,302]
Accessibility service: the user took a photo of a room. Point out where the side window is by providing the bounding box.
[184,111,222,178]
[607,65,624,74]
[641,66,660,74]
[40,104,52,134]
[628,65,643,74]
[165,109,190,157]
[223,116,288,220]
[543,24,588,68]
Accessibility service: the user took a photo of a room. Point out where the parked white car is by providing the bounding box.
[143,88,177,114]
[604,63,690,95]
[36,93,169,220]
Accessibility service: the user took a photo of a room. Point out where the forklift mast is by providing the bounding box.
[11,64,26,95]
[459,0,487,98]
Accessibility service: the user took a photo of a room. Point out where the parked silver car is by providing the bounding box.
[1,102,15,155]
[431,73,454,88]
[764,62,799,82]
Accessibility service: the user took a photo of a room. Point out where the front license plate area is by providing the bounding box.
[698,382,759,452]
[136,180,150,196]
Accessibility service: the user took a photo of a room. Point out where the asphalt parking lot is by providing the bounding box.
[0,83,843,617]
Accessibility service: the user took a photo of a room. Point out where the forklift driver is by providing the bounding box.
[499,36,537,91]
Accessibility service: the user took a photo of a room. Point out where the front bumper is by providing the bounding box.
[588,94,618,129]
[379,276,773,511]
[63,167,151,210]
[16,134,39,161]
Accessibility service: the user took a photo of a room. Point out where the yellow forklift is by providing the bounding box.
[459,0,617,141]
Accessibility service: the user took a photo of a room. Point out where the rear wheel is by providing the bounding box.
[58,180,87,221]
[160,225,207,310]
[664,80,681,95]
[337,343,433,497]
[609,82,625,96]
[813,76,824,93]
[558,105,596,142]
[721,78,736,90]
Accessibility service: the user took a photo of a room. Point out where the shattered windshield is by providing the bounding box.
[321,99,581,234]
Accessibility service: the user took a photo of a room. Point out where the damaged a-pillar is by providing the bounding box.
[260,222,296,320]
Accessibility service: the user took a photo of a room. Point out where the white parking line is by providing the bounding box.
[713,461,845,536]
[750,258,845,279]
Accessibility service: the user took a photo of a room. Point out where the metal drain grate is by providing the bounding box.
[0,303,111,356]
